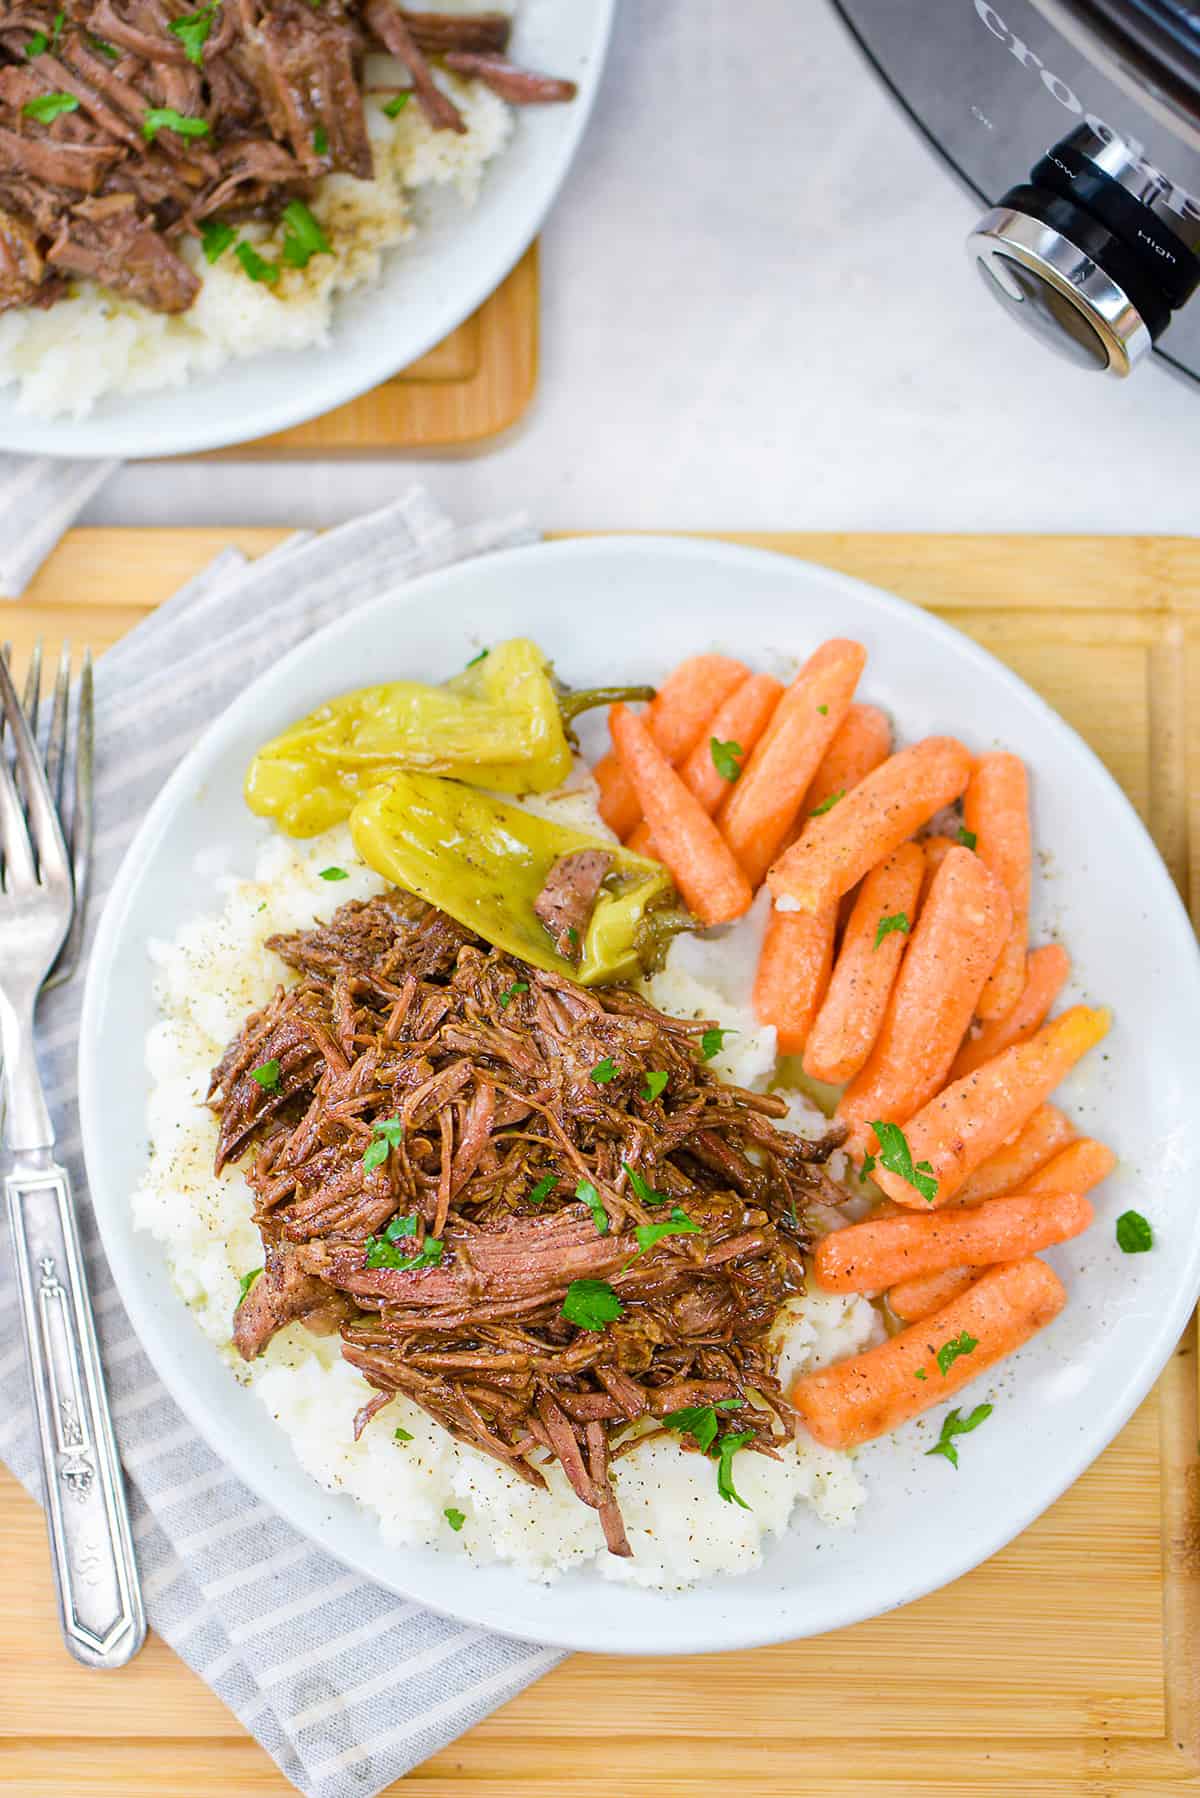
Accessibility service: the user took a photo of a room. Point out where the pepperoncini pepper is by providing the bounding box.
[350,772,681,985]
[244,639,580,836]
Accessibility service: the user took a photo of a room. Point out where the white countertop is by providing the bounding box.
[86,0,1200,538]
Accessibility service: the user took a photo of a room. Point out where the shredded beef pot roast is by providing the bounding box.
[0,2,573,314]
[211,891,846,1556]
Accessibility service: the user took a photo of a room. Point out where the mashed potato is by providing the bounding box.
[0,64,510,418]
[134,799,882,1588]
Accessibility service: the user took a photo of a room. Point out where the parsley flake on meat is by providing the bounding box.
[168,3,218,67]
[699,1026,735,1061]
[23,92,78,124]
[237,1267,263,1302]
[641,1069,668,1102]
[499,981,528,1009]
[561,1278,623,1332]
[364,1233,443,1272]
[576,1178,609,1236]
[634,1207,699,1253]
[622,1161,667,1206]
[143,106,210,142]
[590,1056,617,1085]
[362,1117,404,1171]
[527,1174,557,1205]
[250,1058,281,1091]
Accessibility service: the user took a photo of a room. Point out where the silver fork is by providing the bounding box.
[0,652,144,1669]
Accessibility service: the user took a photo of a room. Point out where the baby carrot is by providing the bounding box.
[793,1258,1066,1450]
[964,752,1031,1020]
[805,703,892,816]
[767,736,973,913]
[1024,1137,1117,1195]
[837,847,1012,1154]
[918,834,957,908]
[753,904,837,1055]
[871,1004,1112,1208]
[609,704,752,926]
[889,1137,1114,1321]
[888,1266,981,1323]
[949,943,1071,1081]
[813,1188,1093,1293]
[954,1103,1076,1205]
[632,673,785,855]
[803,842,925,1084]
[595,655,749,837]
[719,639,867,889]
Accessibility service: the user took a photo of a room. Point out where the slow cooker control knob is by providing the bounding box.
[967,199,1157,377]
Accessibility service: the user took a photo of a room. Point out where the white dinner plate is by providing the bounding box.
[80,535,1200,1654]
[0,1,613,459]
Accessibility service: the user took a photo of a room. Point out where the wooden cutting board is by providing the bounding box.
[193,243,538,457]
[1,529,1199,1798]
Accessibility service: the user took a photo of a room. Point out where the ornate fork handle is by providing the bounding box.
[7,1155,145,1668]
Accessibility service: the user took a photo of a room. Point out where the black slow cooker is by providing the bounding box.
[831,0,1200,381]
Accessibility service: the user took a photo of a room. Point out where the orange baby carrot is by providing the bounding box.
[608,704,752,927]
[719,639,867,889]
[595,655,749,837]
[954,1103,1076,1205]
[632,673,785,856]
[1024,1137,1117,1195]
[803,842,925,1085]
[767,736,973,914]
[805,703,892,816]
[949,943,1071,1081]
[918,834,957,908]
[871,1004,1112,1209]
[964,752,1031,1020]
[888,1266,981,1323]
[753,904,837,1055]
[836,847,1012,1153]
[813,1188,1093,1293]
[889,1136,1114,1321]
[792,1258,1066,1450]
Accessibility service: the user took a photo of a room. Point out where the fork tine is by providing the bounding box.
[44,641,70,813]
[46,649,92,988]
[0,710,35,896]
[21,638,42,742]
[0,653,67,891]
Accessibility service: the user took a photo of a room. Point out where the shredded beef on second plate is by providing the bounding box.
[0,3,574,314]
[211,892,846,1555]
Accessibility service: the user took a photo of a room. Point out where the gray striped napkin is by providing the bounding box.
[0,488,565,1797]
[0,456,117,597]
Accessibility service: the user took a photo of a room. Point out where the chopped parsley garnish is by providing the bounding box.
[590,1056,617,1085]
[662,1401,741,1456]
[237,1266,262,1303]
[143,106,210,141]
[935,1330,978,1377]
[622,1161,667,1206]
[634,1206,699,1253]
[280,198,331,269]
[362,1117,404,1171]
[710,737,744,783]
[168,3,217,67]
[444,1506,465,1532]
[383,90,411,118]
[363,1233,443,1272]
[383,1212,417,1240]
[566,926,579,949]
[89,34,118,55]
[250,1058,281,1092]
[874,911,910,950]
[1116,1209,1153,1253]
[235,240,279,285]
[393,1426,413,1443]
[641,1069,668,1103]
[23,92,78,123]
[465,647,488,667]
[870,1119,938,1204]
[810,789,844,817]
[200,219,235,264]
[561,1277,624,1332]
[925,1402,993,1469]
[319,865,349,880]
[861,1152,877,1177]
[312,123,329,155]
[913,1367,927,1381]
[699,1026,735,1061]
[499,980,528,1009]
[715,1430,755,1508]
[28,10,64,56]
[957,826,978,851]
[576,1177,608,1236]
[816,704,828,715]
[527,1174,556,1206]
